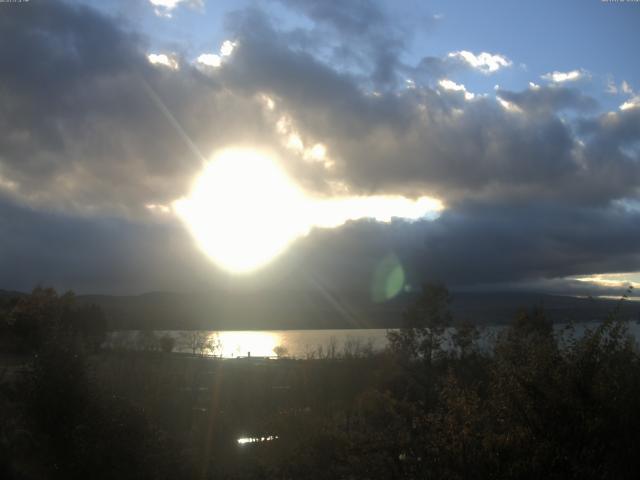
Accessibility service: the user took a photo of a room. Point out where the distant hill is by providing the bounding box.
[2,288,637,330]
[0,290,24,300]
[72,289,640,331]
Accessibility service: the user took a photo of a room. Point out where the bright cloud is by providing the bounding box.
[145,203,171,213]
[309,196,443,230]
[305,143,327,162]
[573,272,640,290]
[448,50,512,74]
[220,40,236,57]
[274,114,333,168]
[620,96,640,111]
[496,96,522,113]
[147,53,179,70]
[542,69,585,83]
[195,40,236,69]
[259,93,276,110]
[286,133,304,151]
[149,0,202,17]
[438,79,475,100]
[614,81,638,109]
[196,53,221,68]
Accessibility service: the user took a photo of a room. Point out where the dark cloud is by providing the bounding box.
[0,0,279,215]
[268,0,408,88]
[222,9,414,134]
[0,1,140,94]
[496,85,598,114]
[0,194,215,294]
[4,187,640,297]
[414,54,478,80]
[0,0,639,294]
[579,106,640,147]
[219,10,638,206]
[286,201,640,294]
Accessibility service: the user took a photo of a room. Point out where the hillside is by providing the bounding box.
[76,290,640,331]
[3,288,637,331]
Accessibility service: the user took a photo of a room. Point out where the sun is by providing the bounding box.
[173,148,443,274]
[173,148,309,273]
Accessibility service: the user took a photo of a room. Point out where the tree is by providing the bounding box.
[8,287,75,350]
[179,331,219,356]
[159,335,176,353]
[387,283,452,363]
[7,287,107,352]
[67,303,107,352]
[7,288,185,479]
[451,320,481,359]
[135,329,159,351]
[273,345,289,358]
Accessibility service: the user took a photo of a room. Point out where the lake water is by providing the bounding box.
[107,328,391,358]
[106,321,640,359]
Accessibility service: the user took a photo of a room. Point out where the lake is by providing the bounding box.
[107,328,391,358]
[106,320,640,358]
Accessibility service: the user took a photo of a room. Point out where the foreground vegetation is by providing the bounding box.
[1,285,639,479]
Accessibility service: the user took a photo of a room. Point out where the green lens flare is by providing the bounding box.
[371,253,405,302]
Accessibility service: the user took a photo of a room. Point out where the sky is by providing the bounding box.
[0,0,639,298]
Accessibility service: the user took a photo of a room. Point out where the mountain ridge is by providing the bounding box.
[3,289,638,330]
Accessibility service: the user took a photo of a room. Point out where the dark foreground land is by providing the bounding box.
[2,286,640,479]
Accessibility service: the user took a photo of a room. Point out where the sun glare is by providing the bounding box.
[173,148,443,273]
[173,149,308,273]
[214,331,280,358]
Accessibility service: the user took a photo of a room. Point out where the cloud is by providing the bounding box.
[0,193,215,294]
[438,79,475,100]
[277,201,640,293]
[620,96,640,111]
[542,69,588,83]
[447,50,512,74]
[616,81,639,111]
[1,1,640,294]
[495,84,598,114]
[149,0,203,17]
[148,53,179,69]
[5,188,640,296]
[0,2,276,216]
[572,272,640,290]
[220,40,236,57]
[415,50,511,80]
[267,0,413,88]
[606,78,634,96]
[194,39,236,69]
[195,53,221,68]
[578,106,640,148]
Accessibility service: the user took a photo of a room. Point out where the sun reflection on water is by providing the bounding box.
[237,435,278,445]
[212,331,281,357]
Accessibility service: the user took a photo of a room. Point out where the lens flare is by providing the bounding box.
[371,254,406,302]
